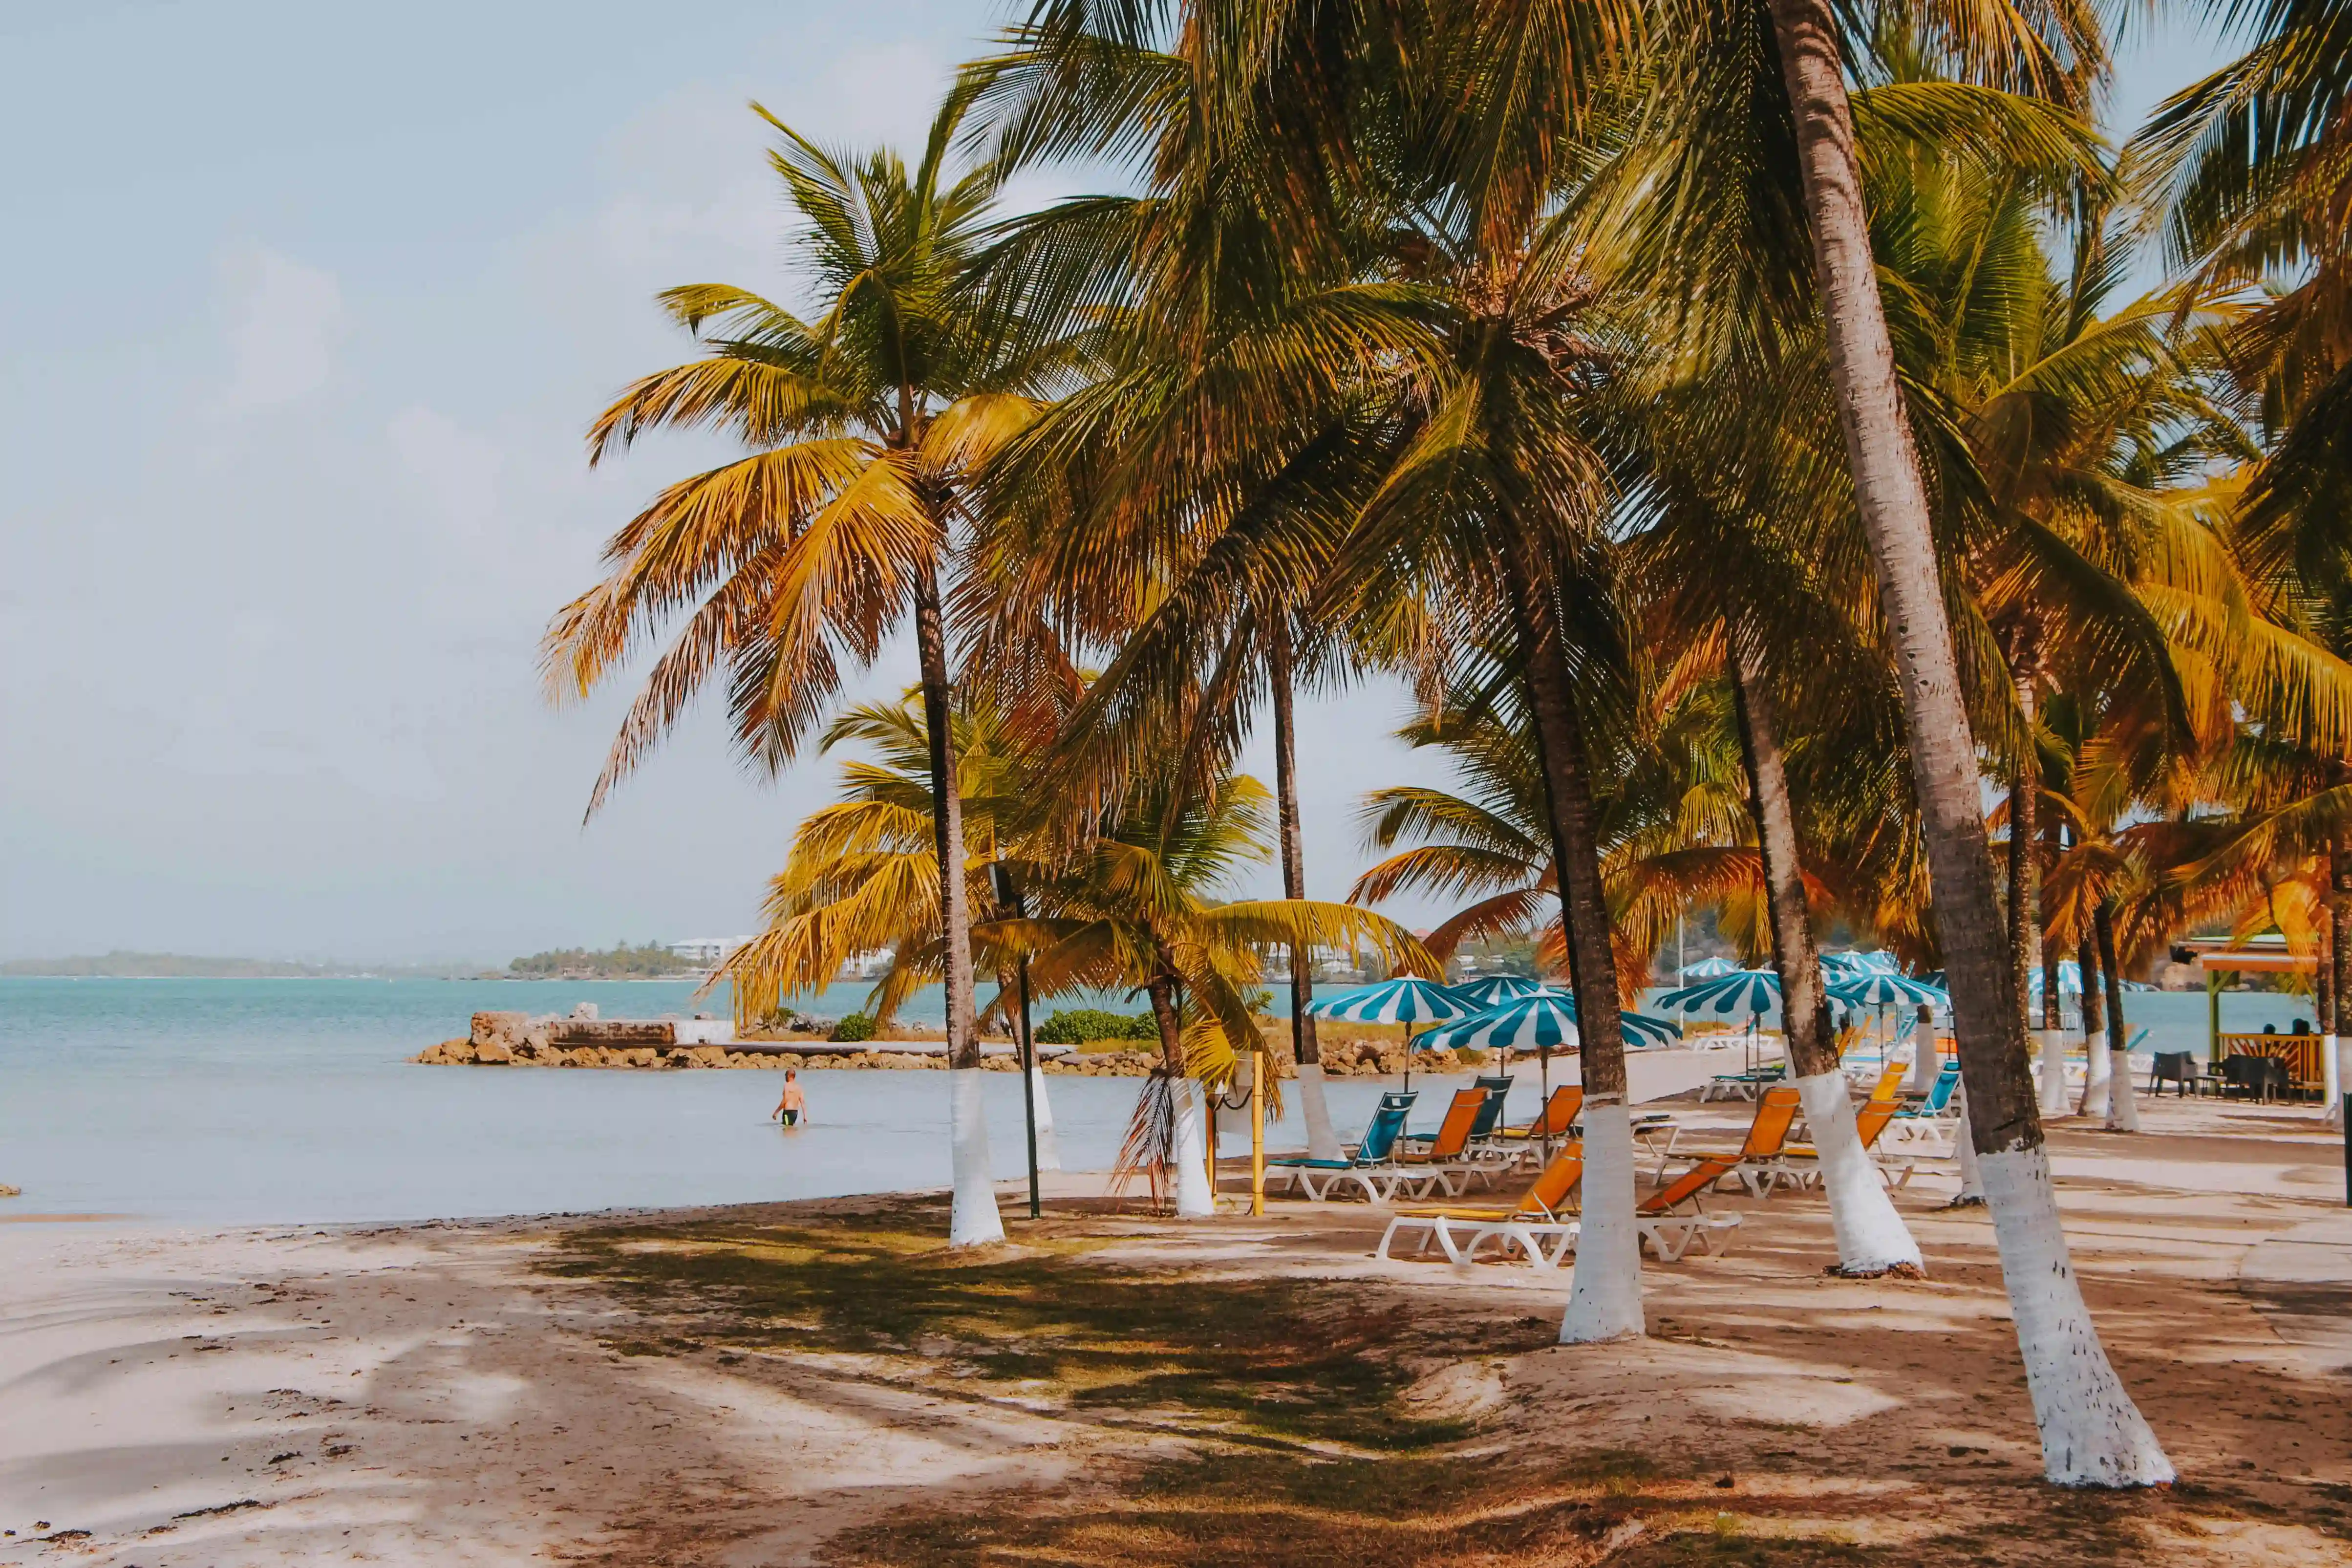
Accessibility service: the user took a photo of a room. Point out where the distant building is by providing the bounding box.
[666,937,751,968]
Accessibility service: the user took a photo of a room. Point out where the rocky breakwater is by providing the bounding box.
[416,1011,1168,1074]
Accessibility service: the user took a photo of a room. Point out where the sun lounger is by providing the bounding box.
[1766,1096,1927,1189]
[1634,1153,1751,1261]
[1497,1084,1581,1144]
[1377,1145,1586,1269]
[1393,1087,1510,1196]
[1882,1061,1960,1149]
[1652,1086,1802,1197]
[1698,1060,1787,1103]
[1266,1093,1431,1200]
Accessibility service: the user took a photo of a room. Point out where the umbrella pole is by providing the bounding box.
[1539,1044,1552,1161]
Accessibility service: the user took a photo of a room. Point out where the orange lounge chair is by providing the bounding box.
[1766,1095,1924,1190]
[1392,1087,1508,1197]
[1634,1156,1747,1261]
[1651,1086,1802,1197]
[1499,1084,1582,1140]
[1378,1144,1585,1269]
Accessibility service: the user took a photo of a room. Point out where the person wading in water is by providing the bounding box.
[771,1070,807,1128]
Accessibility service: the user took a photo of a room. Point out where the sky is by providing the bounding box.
[0,1,2224,966]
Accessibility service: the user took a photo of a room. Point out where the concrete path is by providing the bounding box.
[2241,1212,2352,1373]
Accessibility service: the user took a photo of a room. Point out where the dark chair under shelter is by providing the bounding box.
[2149,1051,2204,1097]
[2221,1053,2292,1103]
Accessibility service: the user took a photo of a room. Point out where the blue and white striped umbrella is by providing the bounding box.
[1304,977,1477,1025]
[1678,956,1743,980]
[2026,961,2084,1000]
[1451,974,1557,1008]
[1827,971,1949,1009]
[1423,993,1684,1052]
[1819,950,1873,975]
[1654,968,1782,1017]
[1422,992,1582,1052]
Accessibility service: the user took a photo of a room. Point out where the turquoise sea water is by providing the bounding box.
[0,978,1438,1226]
[0,978,2301,1227]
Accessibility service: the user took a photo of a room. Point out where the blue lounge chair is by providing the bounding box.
[1266,1093,1431,1200]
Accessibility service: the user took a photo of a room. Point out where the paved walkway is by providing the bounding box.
[2241,1212,2352,1373]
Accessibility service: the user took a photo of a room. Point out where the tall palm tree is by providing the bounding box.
[1609,0,2178,1480]
[542,90,1067,1248]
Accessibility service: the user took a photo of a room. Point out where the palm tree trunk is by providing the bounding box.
[1728,629,1921,1274]
[2329,838,2349,1123]
[2096,900,2138,1133]
[1501,536,1639,1344]
[1269,616,1341,1160]
[915,563,1002,1247]
[2076,929,2108,1117]
[1765,0,2169,1484]
[1148,975,1213,1216]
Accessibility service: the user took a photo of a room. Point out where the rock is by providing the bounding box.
[775,1052,804,1070]
[523,1023,554,1053]
[0,1184,19,1198]
[473,1038,514,1065]
[571,1002,599,1021]
[470,1011,528,1050]
[671,1051,702,1069]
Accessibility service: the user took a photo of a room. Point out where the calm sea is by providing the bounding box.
[0,978,2293,1227]
[0,978,1444,1226]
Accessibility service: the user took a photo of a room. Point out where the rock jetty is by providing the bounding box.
[413,1012,1488,1077]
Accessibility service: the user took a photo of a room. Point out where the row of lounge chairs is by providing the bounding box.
[1368,1061,1965,1272]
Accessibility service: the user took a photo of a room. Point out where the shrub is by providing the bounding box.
[831,1012,876,1043]
[1034,1007,1155,1045]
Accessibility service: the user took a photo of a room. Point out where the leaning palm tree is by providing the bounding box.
[1605,0,2177,1480]
[542,89,1069,1248]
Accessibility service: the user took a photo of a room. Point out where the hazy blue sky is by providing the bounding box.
[0,2,2223,964]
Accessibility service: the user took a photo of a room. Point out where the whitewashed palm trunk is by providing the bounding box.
[1796,1070,1922,1272]
[1171,1079,1214,1218]
[1979,1148,2174,1485]
[1768,0,2168,1484]
[2105,1056,2141,1132]
[947,1069,1004,1246]
[1561,1101,1644,1342]
[1906,1030,1939,1093]
[1297,1063,1344,1161]
[2078,1042,2110,1120]
[2036,1031,2071,1117]
[1028,1064,1061,1171]
[1951,1099,1986,1206]
[2328,1038,2345,1129]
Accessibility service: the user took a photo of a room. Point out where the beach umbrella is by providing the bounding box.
[1451,974,1556,1008]
[1655,968,1781,1017]
[1826,971,1949,1010]
[1424,992,1583,1053]
[2026,961,2084,1001]
[1678,956,1743,980]
[1654,967,1780,1079]
[1305,977,1477,1092]
[1819,950,1872,976]
[1305,977,1477,1024]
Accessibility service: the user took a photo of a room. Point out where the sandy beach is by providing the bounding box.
[5,1093,2352,1566]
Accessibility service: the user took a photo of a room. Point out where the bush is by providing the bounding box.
[831,1012,876,1043]
[1034,1007,1156,1045]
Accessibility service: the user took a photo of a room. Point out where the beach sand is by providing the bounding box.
[4,1094,2351,1565]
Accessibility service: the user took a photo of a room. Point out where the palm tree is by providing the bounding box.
[725,687,1433,1216]
[1604,0,2179,1480]
[542,89,1067,1248]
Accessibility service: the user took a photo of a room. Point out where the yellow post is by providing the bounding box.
[1250,1055,1266,1217]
